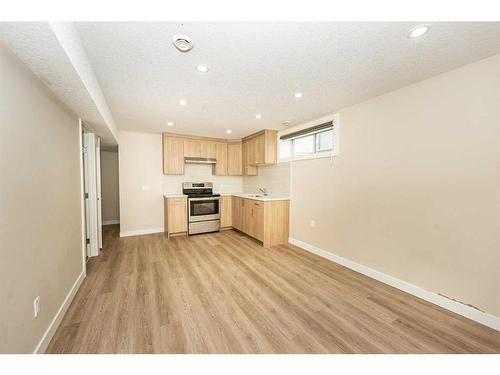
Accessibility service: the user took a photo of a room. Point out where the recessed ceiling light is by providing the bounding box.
[226,130,232,134]
[407,25,430,39]
[179,100,187,106]
[256,114,262,119]
[195,65,209,73]
[167,121,174,126]
[282,121,292,126]
[294,92,303,98]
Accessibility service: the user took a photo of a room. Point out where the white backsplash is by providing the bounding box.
[162,163,243,194]
[243,162,291,196]
[162,162,291,196]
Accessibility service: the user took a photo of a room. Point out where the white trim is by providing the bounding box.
[120,227,164,237]
[102,219,120,225]
[279,153,334,163]
[33,271,86,354]
[289,237,500,332]
[78,119,87,274]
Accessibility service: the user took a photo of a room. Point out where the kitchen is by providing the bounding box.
[162,129,291,247]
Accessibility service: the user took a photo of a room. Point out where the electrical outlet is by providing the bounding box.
[33,296,40,318]
[310,220,316,228]
[141,185,151,191]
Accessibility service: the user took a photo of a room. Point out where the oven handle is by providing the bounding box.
[188,197,221,201]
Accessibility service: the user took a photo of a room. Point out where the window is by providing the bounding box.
[279,118,338,161]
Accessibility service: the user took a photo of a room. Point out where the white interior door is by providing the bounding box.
[83,133,100,257]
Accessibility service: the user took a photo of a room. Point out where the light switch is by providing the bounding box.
[142,185,151,191]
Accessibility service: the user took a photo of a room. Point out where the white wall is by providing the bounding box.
[100,151,120,223]
[0,43,84,353]
[118,131,243,235]
[290,54,500,317]
[243,162,291,196]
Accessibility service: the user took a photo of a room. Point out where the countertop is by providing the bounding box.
[222,193,291,202]
[164,193,290,202]
[163,194,187,198]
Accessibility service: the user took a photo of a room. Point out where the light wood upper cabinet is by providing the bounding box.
[183,139,201,158]
[213,143,228,175]
[241,129,278,175]
[242,139,258,176]
[163,136,184,175]
[220,196,232,228]
[164,197,188,236]
[227,142,243,176]
[200,141,216,159]
[162,129,276,176]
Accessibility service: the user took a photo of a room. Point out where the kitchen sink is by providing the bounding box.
[245,194,264,198]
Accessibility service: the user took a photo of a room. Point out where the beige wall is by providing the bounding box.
[0,43,83,352]
[118,131,243,234]
[290,54,500,317]
[100,151,120,223]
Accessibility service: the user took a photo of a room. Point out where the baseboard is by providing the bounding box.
[120,227,164,237]
[289,238,500,332]
[102,219,120,225]
[33,270,86,353]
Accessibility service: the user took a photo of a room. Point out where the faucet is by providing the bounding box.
[259,187,269,196]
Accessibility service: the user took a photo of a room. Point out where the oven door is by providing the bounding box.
[188,197,221,222]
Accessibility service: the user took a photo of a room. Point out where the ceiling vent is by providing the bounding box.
[172,35,194,52]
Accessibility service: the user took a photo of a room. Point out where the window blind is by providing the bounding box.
[280,121,333,141]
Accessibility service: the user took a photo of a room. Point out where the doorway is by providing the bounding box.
[81,121,103,259]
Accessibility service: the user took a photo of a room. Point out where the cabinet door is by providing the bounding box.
[243,199,254,237]
[232,196,241,230]
[253,134,265,164]
[163,136,184,175]
[184,139,201,158]
[200,141,216,159]
[227,143,242,175]
[264,130,278,164]
[251,201,264,241]
[213,143,228,175]
[242,140,257,176]
[167,198,187,234]
[220,196,232,228]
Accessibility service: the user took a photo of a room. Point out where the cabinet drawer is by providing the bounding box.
[167,197,186,206]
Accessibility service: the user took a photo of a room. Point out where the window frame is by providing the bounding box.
[278,115,339,163]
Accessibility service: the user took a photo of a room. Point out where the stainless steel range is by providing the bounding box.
[183,182,221,235]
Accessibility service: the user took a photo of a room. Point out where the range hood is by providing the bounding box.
[184,157,217,164]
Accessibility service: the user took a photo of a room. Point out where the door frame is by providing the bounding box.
[78,119,87,274]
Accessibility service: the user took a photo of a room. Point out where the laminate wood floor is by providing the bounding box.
[46,225,500,353]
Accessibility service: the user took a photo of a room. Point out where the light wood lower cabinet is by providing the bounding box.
[220,196,232,228]
[232,196,243,231]
[232,197,289,247]
[164,197,187,237]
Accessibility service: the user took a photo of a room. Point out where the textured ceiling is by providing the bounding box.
[2,22,500,141]
[74,22,500,138]
[0,22,118,145]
